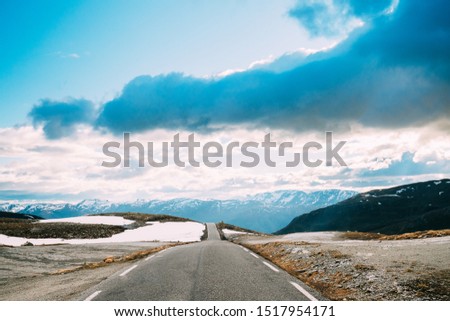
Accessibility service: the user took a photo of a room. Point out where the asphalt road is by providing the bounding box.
[81,223,321,301]
[205,222,221,241]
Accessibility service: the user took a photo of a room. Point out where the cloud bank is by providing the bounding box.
[29,98,95,139]
[1,125,448,201]
[28,0,450,138]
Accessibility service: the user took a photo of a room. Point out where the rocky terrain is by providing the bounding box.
[0,242,174,300]
[229,231,450,301]
[0,219,125,240]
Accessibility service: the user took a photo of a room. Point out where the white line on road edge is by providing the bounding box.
[120,265,138,277]
[84,291,101,301]
[145,255,155,261]
[290,281,318,301]
[240,246,249,252]
[250,252,259,258]
[262,261,279,272]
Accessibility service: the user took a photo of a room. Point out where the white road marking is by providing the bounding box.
[250,252,259,259]
[290,281,318,301]
[262,261,279,272]
[145,255,155,261]
[84,291,101,301]
[120,265,138,277]
[240,246,249,252]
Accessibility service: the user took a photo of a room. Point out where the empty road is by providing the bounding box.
[81,223,321,301]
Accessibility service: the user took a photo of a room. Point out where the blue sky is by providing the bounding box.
[1,0,332,126]
[0,0,449,202]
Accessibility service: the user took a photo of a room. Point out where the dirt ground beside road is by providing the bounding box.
[232,232,450,300]
[0,242,171,300]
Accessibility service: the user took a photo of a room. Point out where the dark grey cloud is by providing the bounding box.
[29,0,450,137]
[29,98,95,139]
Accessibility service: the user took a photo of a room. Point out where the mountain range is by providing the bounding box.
[0,189,356,233]
[276,179,450,235]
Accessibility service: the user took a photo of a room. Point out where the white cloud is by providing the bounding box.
[0,123,448,202]
[50,51,81,59]
[66,53,80,59]
[213,41,341,78]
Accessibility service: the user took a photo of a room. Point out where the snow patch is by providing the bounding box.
[222,228,250,236]
[0,221,205,246]
[356,252,373,257]
[39,216,134,226]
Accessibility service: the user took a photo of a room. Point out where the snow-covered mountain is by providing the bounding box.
[0,189,357,233]
[247,190,356,207]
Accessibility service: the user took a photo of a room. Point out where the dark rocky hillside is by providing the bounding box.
[0,211,43,220]
[276,179,450,235]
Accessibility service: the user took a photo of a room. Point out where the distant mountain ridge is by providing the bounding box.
[0,189,356,233]
[276,179,450,235]
[0,211,43,220]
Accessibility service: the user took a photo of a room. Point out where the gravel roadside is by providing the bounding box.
[232,233,450,300]
[0,242,170,300]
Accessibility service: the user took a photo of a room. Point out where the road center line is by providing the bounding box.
[262,261,279,272]
[250,252,259,258]
[145,255,155,261]
[84,290,101,301]
[120,265,138,277]
[290,281,318,301]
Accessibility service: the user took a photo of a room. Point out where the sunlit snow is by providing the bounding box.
[0,221,205,246]
[40,216,134,226]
